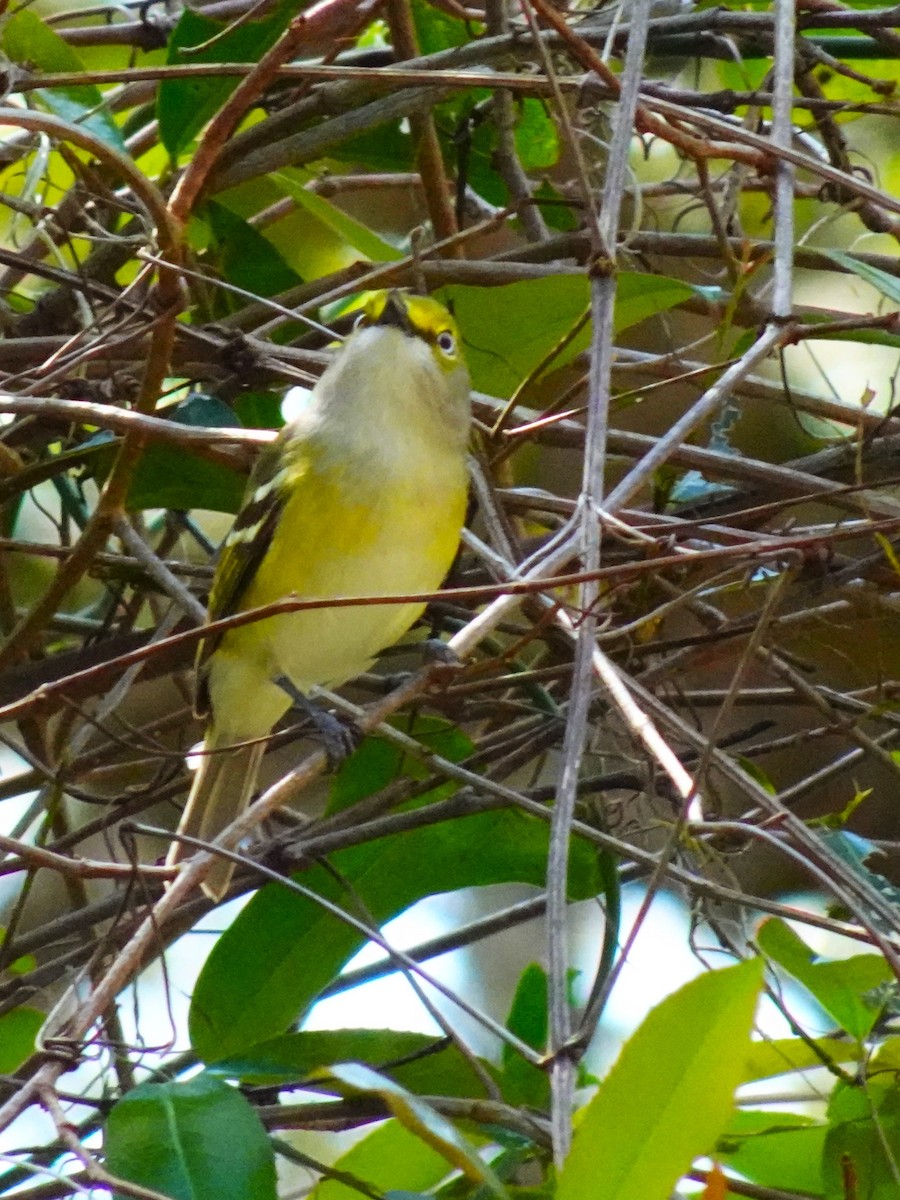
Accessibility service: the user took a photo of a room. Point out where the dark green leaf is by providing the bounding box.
[328,716,473,814]
[329,123,415,172]
[189,808,601,1062]
[126,446,246,514]
[205,201,304,301]
[210,1028,489,1098]
[158,3,295,157]
[532,180,579,231]
[500,964,549,1108]
[234,392,285,430]
[2,9,125,150]
[105,1075,277,1200]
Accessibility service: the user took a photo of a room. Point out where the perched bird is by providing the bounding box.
[167,290,471,900]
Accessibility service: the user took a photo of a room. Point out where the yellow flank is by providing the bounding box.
[208,451,466,741]
[168,289,471,900]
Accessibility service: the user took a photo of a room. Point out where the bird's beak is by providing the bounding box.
[375,291,414,336]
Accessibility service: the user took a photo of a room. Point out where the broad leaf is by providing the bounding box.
[757,917,892,1039]
[823,1078,900,1200]
[210,1027,490,1097]
[315,1119,450,1200]
[190,807,601,1061]
[105,1075,277,1200]
[556,959,763,1200]
[440,274,694,396]
[500,963,549,1108]
[273,172,404,262]
[717,1111,825,1195]
[3,10,124,149]
[158,3,295,157]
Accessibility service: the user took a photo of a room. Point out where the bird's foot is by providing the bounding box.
[274,675,360,770]
[421,637,461,667]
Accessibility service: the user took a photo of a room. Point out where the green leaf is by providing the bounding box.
[716,1110,825,1194]
[514,99,558,171]
[532,180,578,232]
[328,716,473,814]
[410,0,471,55]
[273,172,403,262]
[441,274,694,397]
[830,250,900,307]
[823,1078,900,1200]
[328,122,415,173]
[2,9,125,150]
[0,1007,43,1073]
[315,1120,450,1200]
[322,1063,506,1196]
[205,201,304,299]
[743,1035,861,1083]
[104,1075,277,1200]
[500,964,549,1108]
[126,445,246,514]
[158,3,294,157]
[87,394,248,514]
[757,917,892,1039]
[234,391,285,430]
[556,959,763,1200]
[210,1028,489,1098]
[189,807,601,1062]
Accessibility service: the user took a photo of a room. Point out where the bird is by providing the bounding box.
[166,289,472,901]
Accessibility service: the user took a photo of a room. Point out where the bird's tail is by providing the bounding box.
[167,727,265,902]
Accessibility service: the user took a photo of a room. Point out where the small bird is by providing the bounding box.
[167,290,471,900]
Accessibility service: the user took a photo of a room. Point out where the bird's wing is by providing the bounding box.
[194,432,305,716]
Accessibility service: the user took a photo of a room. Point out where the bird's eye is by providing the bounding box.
[436,330,456,355]
[354,313,369,330]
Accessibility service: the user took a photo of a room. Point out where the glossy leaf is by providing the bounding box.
[557,959,763,1200]
[124,396,247,513]
[105,1075,277,1200]
[328,716,473,814]
[205,201,304,299]
[2,10,124,150]
[190,807,601,1062]
[757,917,892,1039]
